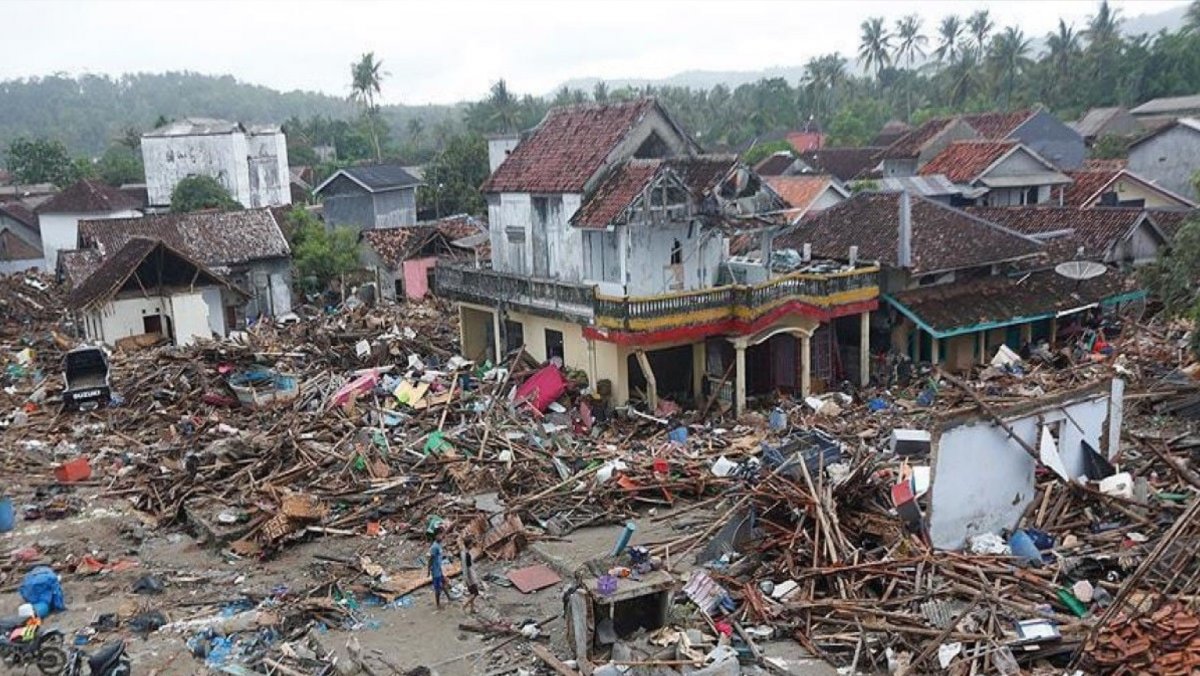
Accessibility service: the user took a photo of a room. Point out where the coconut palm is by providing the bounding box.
[894,15,929,68]
[487,79,521,133]
[350,52,385,161]
[803,53,848,119]
[967,10,994,58]
[1084,0,1122,46]
[989,26,1032,107]
[1046,20,1080,75]
[934,15,964,63]
[858,17,893,81]
[1187,0,1200,33]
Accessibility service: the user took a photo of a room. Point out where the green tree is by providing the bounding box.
[418,133,489,217]
[859,17,893,80]
[894,15,928,118]
[1091,134,1130,159]
[742,140,794,167]
[170,175,240,212]
[96,145,143,185]
[1141,216,1200,357]
[1187,0,1200,33]
[933,15,965,64]
[989,26,1032,107]
[288,208,359,289]
[967,10,994,57]
[5,137,79,186]
[350,52,385,161]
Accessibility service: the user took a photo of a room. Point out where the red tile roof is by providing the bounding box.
[1148,208,1197,239]
[1062,168,1120,207]
[571,160,663,229]
[961,110,1034,138]
[764,176,835,213]
[918,140,1019,183]
[786,131,825,153]
[965,206,1153,260]
[782,192,1041,274]
[796,147,883,181]
[36,179,140,214]
[481,99,658,194]
[360,215,489,268]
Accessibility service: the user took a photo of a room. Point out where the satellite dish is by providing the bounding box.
[1055,260,1107,281]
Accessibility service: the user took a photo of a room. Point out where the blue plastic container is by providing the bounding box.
[0,497,14,533]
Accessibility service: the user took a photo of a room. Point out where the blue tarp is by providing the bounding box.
[19,566,66,616]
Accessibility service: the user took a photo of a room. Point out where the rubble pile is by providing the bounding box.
[2,268,1200,674]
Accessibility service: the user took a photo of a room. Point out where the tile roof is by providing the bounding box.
[871,120,913,147]
[360,215,488,267]
[77,209,290,277]
[780,192,1041,274]
[965,206,1153,260]
[918,140,1019,183]
[58,249,103,288]
[1145,208,1198,239]
[878,118,955,159]
[961,110,1034,138]
[665,155,737,198]
[0,229,41,261]
[888,268,1133,335]
[0,201,38,230]
[764,176,837,213]
[67,237,240,311]
[795,147,883,181]
[337,164,423,192]
[1062,167,1120,206]
[1130,94,1200,116]
[481,98,659,194]
[753,152,799,176]
[571,160,663,229]
[37,179,140,214]
[785,131,825,153]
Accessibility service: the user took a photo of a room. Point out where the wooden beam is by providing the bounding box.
[532,644,581,676]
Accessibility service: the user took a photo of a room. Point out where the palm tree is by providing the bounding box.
[350,52,385,161]
[967,10,994,58]
[1046,20,1080,76]
[803,53,847,119]
[487,79,521,133]
[406,118,424,145]
[945,50,982,106]
[859,17,892,82]
[934,15,964,63]
[1186,0,1200,34]
[1084,0,1122,46]
[892,15,928,120]
[989,26,1032,107]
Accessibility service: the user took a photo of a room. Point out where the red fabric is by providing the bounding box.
[515,365,567,412]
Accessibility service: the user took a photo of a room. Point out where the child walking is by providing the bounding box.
[460,534,480,613]
[428,528,449,609]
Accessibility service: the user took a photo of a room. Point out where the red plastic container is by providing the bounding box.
[515,365,567,412]
[54,458,92,483]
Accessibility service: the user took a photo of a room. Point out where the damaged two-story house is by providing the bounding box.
[436,99,880,412]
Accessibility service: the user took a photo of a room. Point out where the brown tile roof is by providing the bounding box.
[764,176,835,213]
[36,179,140,214]
[1062,168,1121,206]
[360,215,488,268]
[0,201,38,231]
[58,249,103,288]
[889,268,1133,335]
[965,206,1153,260]
[1145,208,1198,239]
[67,237,241,311]
[77,209,290,274]
[878,118,955,159]
[665,155,736,198]
[571,160,662,229]
[918,140,1019,183]
[481,99,658,194]
[795,147,882,181]
[961,110,1035,138]
[0,230,41,261]
[754,152,799,176]
[781,192,1041,274]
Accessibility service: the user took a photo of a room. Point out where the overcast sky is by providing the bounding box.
[0,0,1188,104]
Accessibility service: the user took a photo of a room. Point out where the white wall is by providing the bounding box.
[41,209,141,269]
[168,290,213,346]
[928,389,1116,550]
[94,295,168,344]
[200,287,227,336]
[624,220,722,296]
[491,193,532,275]
[245,131,292,207]
[142,132,251,207]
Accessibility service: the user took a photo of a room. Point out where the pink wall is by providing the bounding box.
[401,257,438,300]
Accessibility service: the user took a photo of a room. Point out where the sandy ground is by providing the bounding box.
[0,488,758,675]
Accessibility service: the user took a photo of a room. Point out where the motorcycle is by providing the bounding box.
[65,639,131,676]
[0,617,67,675]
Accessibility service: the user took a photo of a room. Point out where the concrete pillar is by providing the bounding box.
[977,332,986,364]
[491,309,502,364]
[930,333,940,365]
[734,342,747,415]
[859,311,870,387]
[1050,318,1059,346]
[692,341,706,403]
[1020,322,1032,346]
[800,334,812,398]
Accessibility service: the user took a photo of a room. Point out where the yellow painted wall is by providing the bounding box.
[459,306,495,363]
[1112,178,1186,208]
[945,334,977,372]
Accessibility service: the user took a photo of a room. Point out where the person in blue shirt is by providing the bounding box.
[429,528,448,609]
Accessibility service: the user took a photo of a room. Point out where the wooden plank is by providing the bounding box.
[532,644,581,676]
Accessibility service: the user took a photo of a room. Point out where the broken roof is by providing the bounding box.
[0,230,40,261]
[77,209,290,278]
[314,164,423,195]
[143,118,244,138]
[36,179,140,214]
[753,152,800,176]
[570,156,739,229]
[887,268,1135,337]
[67,237,243,311]
[481,98,686,194]
[781,192,1042,274]
[360,215,488,267]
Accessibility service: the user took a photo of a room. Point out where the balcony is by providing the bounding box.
[435,263,880,337]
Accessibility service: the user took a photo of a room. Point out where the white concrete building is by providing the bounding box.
[66,237,245,347]
[36,180,141,270]
[141,118,291,209]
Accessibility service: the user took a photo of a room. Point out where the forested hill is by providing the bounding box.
[0,72,458,157]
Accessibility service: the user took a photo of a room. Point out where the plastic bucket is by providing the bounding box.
[0,497,14,533]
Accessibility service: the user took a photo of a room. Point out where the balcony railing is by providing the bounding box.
[435,263,880,333]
